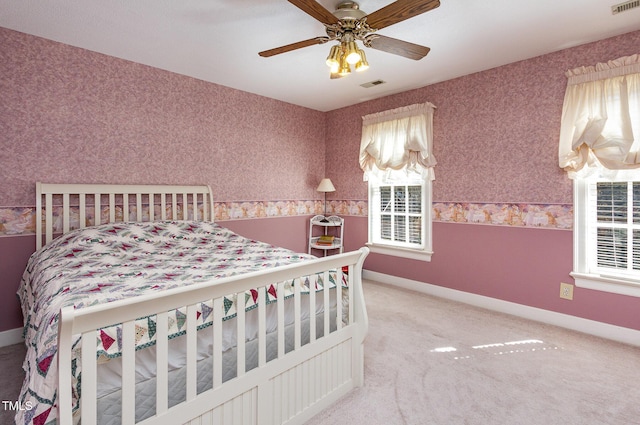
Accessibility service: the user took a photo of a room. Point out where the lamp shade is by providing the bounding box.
[316,178,336,193]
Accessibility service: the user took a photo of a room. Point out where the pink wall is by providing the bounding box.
[348,217,639,330]
[0,28,327,207]
[223,216,312,254]
[327,30,640,331]
[327,31,640,203]
[0,236,35,331]
[0,27,327,332]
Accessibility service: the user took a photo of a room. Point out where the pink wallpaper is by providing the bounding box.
[326,30,640,205]
[324,30,640,332]
[0,28,327,207]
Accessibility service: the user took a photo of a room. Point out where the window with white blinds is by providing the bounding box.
[373,184,424,248]
[590,181,640,277]
[560,55,640,296]
[367,171,432,261]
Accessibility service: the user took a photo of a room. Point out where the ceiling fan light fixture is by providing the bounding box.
[355,49,369,72]
[344,41,361,65]
[259,0,439,81]
[326,45,341,69]
[338,56,351,76]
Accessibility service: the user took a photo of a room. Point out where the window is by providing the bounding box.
[359,102,436,261]
[560,54,640,297]
[574,173,640,296]
[378,184,423,246]
[369,169,430,245]
[367,171,432,261]
[594,181,640,273]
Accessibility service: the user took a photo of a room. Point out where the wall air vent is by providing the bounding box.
[360,79,386,88]
[611,0,640,14]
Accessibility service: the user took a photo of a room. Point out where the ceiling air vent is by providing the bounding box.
[611,0,640,14]
[360,79,386,88]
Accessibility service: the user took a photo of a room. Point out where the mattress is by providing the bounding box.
[17,221,346,425]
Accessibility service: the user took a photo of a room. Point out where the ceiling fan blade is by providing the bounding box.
[287,0,340,25]
[365,0,440,30]
[259,37,330,57]
[367,35,430,60]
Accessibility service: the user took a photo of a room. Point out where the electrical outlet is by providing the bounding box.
[560,282,574,300]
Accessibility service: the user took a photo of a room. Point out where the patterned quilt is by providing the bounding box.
[16,221,342,425]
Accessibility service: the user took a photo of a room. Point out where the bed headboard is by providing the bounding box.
[36,183,214,249]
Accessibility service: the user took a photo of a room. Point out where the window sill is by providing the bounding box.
[366,243,432,262]
[571,272,640,298]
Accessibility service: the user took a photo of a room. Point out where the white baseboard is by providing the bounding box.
[0,327,24,347]
[364,270,640,347]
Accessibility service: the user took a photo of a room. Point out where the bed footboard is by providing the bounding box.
[57,247,369,425]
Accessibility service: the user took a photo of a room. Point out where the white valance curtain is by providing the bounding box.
[558,54,640,178]
[359,102,436,182]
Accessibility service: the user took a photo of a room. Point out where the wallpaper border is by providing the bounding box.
[432,202,572,229]
[0,200,572,237]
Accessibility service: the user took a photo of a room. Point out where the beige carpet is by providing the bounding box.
[307,281,640,425]
[1,280,639,425]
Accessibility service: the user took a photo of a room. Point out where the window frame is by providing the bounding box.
[367,177,433,261]
[572,176,640,297]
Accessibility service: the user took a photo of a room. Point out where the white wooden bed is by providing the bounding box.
[19,182,369,425]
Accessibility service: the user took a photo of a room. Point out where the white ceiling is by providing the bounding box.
[1,0,640,112]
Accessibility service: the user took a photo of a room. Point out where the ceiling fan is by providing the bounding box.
[259,0,441,79]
